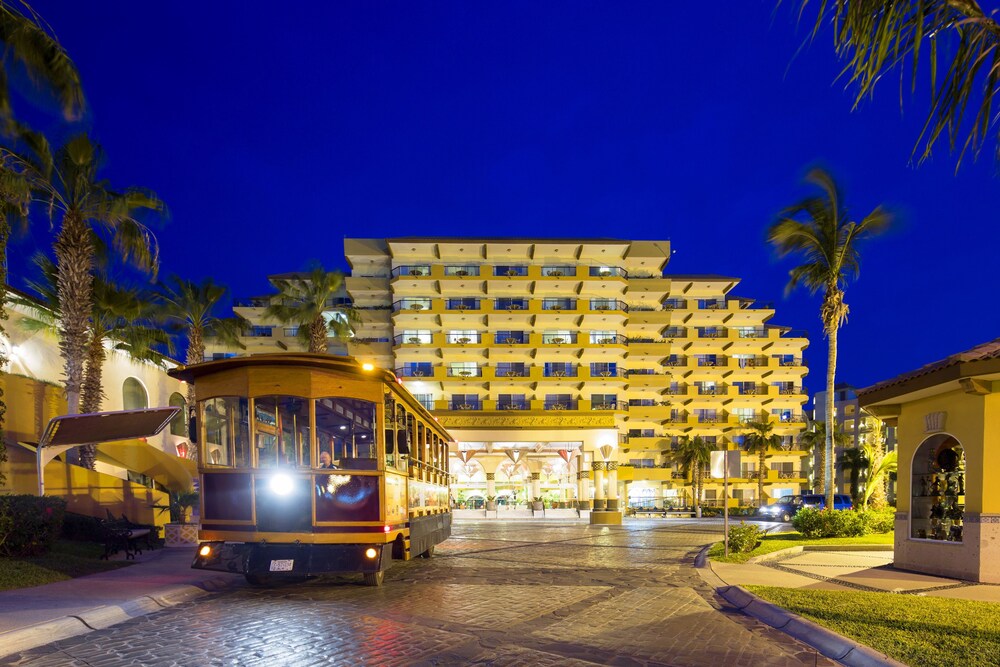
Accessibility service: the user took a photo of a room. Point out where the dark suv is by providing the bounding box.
[758,495,803,522]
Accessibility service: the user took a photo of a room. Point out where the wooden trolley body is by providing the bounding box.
[169,353,452,586]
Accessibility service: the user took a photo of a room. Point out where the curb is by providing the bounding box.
[0,576,237,659]
[749,543,894,564]
[694,546,905,667]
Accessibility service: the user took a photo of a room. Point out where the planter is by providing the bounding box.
[531,501,544,512]
[454,270,469,276]
[164,522,198,547]
[409,304,424,310]
[486,501,498,511]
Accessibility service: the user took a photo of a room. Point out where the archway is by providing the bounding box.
[910,433,965,542]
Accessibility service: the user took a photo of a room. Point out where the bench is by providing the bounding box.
[98,512,158,560]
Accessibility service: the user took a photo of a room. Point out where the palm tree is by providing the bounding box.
[158,275,247,408]
[1,134,164,414]
[16,255,170,467]
[0,1,84,446]
[800,420,850,495]
[264,265,356,354]
[837,447,868,505]
[743,420,781,508]
[768,168,891,509]
[673,436,712,518]
[860,416,895,509]
[791,1,1000,167]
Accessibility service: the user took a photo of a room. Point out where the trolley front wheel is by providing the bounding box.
[245,573,273,587]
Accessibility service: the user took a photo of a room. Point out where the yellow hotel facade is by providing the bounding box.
[333,238,811,511]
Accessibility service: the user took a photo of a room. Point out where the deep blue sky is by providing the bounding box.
[15,1,1000,399]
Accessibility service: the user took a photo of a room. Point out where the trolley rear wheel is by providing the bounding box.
[363,571,385,587]
[419,545,435,559]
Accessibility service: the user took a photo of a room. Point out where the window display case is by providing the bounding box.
[911,438,964,542]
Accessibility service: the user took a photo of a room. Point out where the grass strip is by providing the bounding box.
[708,530,893,563]
[748,586,1000,667]
[0,540,133,592]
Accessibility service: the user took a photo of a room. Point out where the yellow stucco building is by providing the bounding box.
[860,338,1000,583]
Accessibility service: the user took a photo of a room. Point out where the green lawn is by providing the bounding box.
[748,586,1000,667]
[0,540,133,592]
[708,530,894,563]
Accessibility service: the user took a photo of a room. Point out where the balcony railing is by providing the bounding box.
[776,358,802,367]
[452,401,482,410]
[697,385,725,395]
[544,401,578,410]
[447,334,483,344]
[395,334,432,345]
[542,334,578,344]
[662,358,687,367]
[444,265,480,277]
[591,402,618,411]
[393,299,433,312]
[735,357,769,368]
[593,334,627,344]
[447,368,483,377]
[247,327,273,338]
[665,413,689,423]
[542,299,577,310]
[495,367,528,378]
[737,328,768,338]
[777,386,801,395]
[494,298,529,310]
[393,265,431,277]
[698,328,727,338]
[589,299,628,312]
[662,385,686,395]
[498,332,528,344]
[697,413,723,423]
[775,413,805,422]
[737,384,767,395]
[541,265,576,277]
[780,329,809,338]
[590,368,626,378]
[396,367,433,378]
[355,304,393,311]
[446,299,481,311]
[696,357,726,367]
[543,368,579,378]
[662,328,686,338]
[498,400,529,410]
[699,300,727,310]
[494,266,528,277]
[234,297,271,308]
[626,368,657,376]
[662,299,687,309]
[589,266,627,278]
[773,469,804,479]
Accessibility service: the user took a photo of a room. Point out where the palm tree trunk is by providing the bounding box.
[815,441,826,495]
[78,329,105,470]
[825,324,838,509]
[308,316,326,354]
[0,218,8,482]
[186,325,203,409]
[758,447,766,508]
[54,210,93,415]
[693,465,701,518]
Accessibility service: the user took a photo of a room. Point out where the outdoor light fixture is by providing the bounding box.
[365,548,378,559]
[362,362,375,371]
[270,473,294,496]
[199,545,212,557]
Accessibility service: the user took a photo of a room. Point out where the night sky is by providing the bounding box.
[14,1,1000,399]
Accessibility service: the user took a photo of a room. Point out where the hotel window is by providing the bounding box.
[403,362,433,377]
[544,362,575,377]
[402,330,433,344]
[449,362,480,377]
[497,394,528,410]
[544,394,573,409]
[496,362,526,377]
[591,362,617,377]
[733,407,757,423]
[451,394,480,410]
[249,326,273,337]
[771,408,794,422]
[591,394,617,409]
[695,409,718,423]
[444,265,479,276]
[413,394,435,411]
[543,330,575,344]
[496,330,526,344]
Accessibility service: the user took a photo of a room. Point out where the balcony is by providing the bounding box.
[542,334,579,345]
[447,368,482,378]
[495,367,528,378]
[444,265,480,277]
[588,299,628,312]
[589,266,627,278]
[662,299,687,310]
[697,385,726,396]
[736,384,768,395]
[736,328,768,338]
[395,334,431,346]
[544,401,578,411]
[772,469,804,480]
[494,266,528,277]
[451,401,483,411]
[776,385,802,395]
[541,298,577,311]
[589,368,626,378]
[591,402,619,411]
[393,299,433,312]
[393,265,431,278]
[662,327,686,338]
[446,299,482,312]
[697,328,727,339]
[542,368,579,378]
[494,298,529,311]
[696,413,724,424]
[735,357,769,368]
[593,334,628,345]
[234,297,271,308]
[540,265,577,277]
[498,400,530,410]
[447,334,483,345]
[662,358,687,368]
[396,367,433,378]
[497,332,528,344]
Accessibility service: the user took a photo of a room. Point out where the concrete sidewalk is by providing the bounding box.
[0,547,241,658]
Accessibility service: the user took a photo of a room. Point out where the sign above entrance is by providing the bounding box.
[710,450,741,479]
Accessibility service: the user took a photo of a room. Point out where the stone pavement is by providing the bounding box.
[0,518,836,666]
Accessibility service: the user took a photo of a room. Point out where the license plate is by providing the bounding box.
[269,559,294,572]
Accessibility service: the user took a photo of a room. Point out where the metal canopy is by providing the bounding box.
[36,407,181,495]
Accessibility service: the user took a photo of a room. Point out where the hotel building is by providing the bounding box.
[217,237,811,511]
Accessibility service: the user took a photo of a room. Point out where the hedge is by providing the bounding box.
[0,495,67,556]
[792,507,896,538]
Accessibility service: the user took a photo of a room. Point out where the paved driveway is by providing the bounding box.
[3,519,831,666]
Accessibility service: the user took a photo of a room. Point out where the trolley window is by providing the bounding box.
[202,396,250,467]
[255,396,311,468]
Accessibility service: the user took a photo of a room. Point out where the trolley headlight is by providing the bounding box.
[365,548,378,559]
[270,473,294,496]
[199,545,213,557]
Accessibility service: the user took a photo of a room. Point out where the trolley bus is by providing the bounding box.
[169,353,452,586]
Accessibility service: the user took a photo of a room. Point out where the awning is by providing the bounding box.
[95,439,197,493]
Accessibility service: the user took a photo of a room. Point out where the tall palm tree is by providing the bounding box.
[743,420,781,508]
[264,265,356,354]
[673,435,712,518]
[15,255,170,468]
[0,0,84,445]
[860,416,894,509]
[158,275,247,408]
[800,420,850,495]
[2,134,164,414]
[791,1,1000,167]
[768,168,891,509]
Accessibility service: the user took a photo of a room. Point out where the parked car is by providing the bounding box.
[758,495,803,522]
[801,493,854,511]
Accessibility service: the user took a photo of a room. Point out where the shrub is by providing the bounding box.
[61,512,104,542]
[858,507,896,534]
[728,521,762,553]
[0,495,66,556]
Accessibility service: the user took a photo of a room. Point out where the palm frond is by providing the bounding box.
[792,0,1000,167]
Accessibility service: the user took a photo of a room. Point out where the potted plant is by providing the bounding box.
[548,270,563,277]
[486,495,498,511]
[409,269,423,276]
[454,269,469,276]
[550,337,565,344]
[531,497,544,512]
[409,303,424,310]
[599,270,612,277]
[161,490,200,547]
[407,337,422,344]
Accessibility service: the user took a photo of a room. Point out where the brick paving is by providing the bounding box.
[2,519,834,666]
